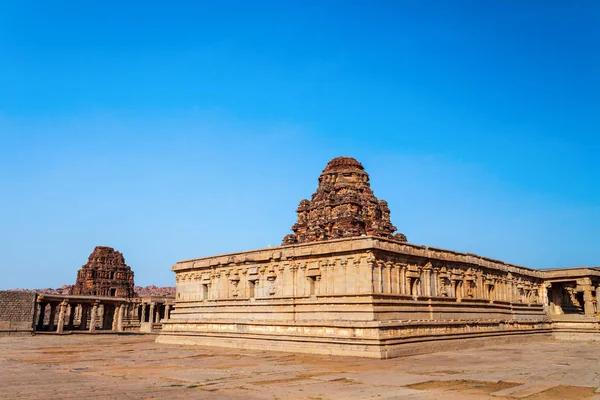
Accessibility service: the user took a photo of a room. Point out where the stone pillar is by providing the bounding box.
[56,301,67,334]
[89,302,98,332]
[116,305,124,332]
[149,302,155,324]
[400,266,407,295]
[327,261,335,294]
[79,305,89,330]
[315,276,321,295]
[37,302,46,330]
[112,305,120,331]
[67,304,76,329]
[423,267,431,297]
[48,303,57,331]
[393,264,400,294]
[476,275,484,299]
[582,279,595,316]
[385,263,392,294]
[166,305,172,319]
[140,303,147,323]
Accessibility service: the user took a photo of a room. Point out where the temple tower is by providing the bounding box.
[71,246,135,298]
[283,156,407,245]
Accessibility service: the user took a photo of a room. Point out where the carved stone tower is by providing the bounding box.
[71,246,135,297]
[282,156,407,245]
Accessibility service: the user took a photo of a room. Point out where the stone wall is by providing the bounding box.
[0,291,37,336]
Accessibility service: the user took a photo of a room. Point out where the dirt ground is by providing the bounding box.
[1,334,600,399]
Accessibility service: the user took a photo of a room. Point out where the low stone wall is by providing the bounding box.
[551,316,600,341]
[158,320,551,358]
[0,291,37,336]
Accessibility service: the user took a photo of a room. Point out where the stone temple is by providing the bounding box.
[157,156,600,358]
[71,246,135,298]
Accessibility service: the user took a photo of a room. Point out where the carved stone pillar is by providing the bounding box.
[56,301,67,334]
[89,302,98,332]
[112,305,120,331]
[328,260,336,294]
[582,278,595,316]
[116,305,124,332]
[385,262,392,294]
[432,268,439,297]
[400,266,407,295]
[67,304,76,329]
[393,263,401,294]
[149,302,156,324]
[422,266,432,297]
[79,305,89,330]
[48,303,57,331]
[37,302,46,331]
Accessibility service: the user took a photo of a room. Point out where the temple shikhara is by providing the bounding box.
[156,157,600,358]
[282,156,406,245]
[71,246,135,298]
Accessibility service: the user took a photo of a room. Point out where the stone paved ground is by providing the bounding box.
[1,334,600,400]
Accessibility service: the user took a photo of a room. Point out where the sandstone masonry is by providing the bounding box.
[71,246,135,298]
[0,291,37,336]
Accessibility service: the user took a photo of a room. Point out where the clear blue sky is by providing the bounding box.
[1,1,598,289]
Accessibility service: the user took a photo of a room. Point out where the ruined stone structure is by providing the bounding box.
[1,246,174,336]
[32,294,174,334]
[71,246,135,298]
[283,157,407,245]
[158,156,600,358]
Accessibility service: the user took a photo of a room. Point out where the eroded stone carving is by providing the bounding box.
[283,156,407,245]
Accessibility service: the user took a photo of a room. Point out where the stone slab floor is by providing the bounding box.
[1,335,600,400]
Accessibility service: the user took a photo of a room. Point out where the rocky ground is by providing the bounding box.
[1,335,599,399]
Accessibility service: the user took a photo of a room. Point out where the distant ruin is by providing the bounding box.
[71,246,135,298]
[1,246,174,336]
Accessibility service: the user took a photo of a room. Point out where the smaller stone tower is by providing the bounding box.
[71,246,135,298]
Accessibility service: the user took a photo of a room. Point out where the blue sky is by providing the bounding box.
[1,1,598,289]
